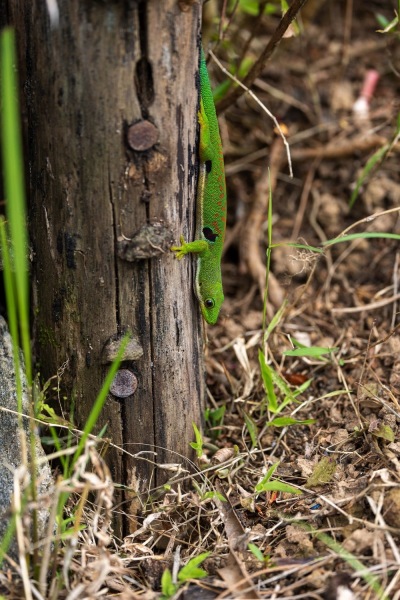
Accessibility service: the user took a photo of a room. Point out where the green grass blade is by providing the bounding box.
[255,481,302,494]
[284,346,338,358]
[0,28,31,385]
[258,349,278,412]
[271,241,323,253]
[268,416,315,427]
[310,524,387,598]
[349,144,389,209]
[0,515,16,568]
[72,335,130,465]
[256,461,280,488]
[324,232,400,246]
[264,299,287,343]
[0,218,23,413]
[243,412,258,448]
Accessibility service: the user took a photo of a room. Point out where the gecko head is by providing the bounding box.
[200,282,224,325]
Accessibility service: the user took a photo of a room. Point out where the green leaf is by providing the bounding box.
[258,350,278,412]
[268,416,315,427]
[324,232,400,246]
[0,28,31,385]
[284,346,338,358]
[201,491,226,502]
[243,412,258,448]
[376,13,399,33]
[205,405,226,439]
[248,543,264,561]
[375,13,389,28]
[213,57,253,104]
[255,461,280,490]
[178,552,211,582]
[238,0,278,16]
[264,299,288,342]
[349,144,390,208]
[295,378,313,394]
[206,405,226,426]
[190,422,203,458]
[255,481,301,494]
[161,569,178,599]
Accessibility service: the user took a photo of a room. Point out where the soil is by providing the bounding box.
[3,1,400,598]
[194,1,400,597]
[100,3,400,598]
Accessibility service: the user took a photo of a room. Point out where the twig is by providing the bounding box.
[332,293,400,314]
[225,133,396,177]
[347,321,400,360]
[291,134,395,161]
[339,206,400,237]
[367,495,400,564]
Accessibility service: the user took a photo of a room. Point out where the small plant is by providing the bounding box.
[248,542,270,564]
[192,480,226,502]
[255,461,301,495]
[243,411,259,448]
[258,349,315,427]
[376,1,399,35]
[161,552,211,600]
[190,421,204,458]
[204,404,226,439]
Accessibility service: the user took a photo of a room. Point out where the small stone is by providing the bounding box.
[101,333,143,364]
[0,316,52,558]
[110,369,137,398]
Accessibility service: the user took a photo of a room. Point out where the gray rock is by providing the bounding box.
[0,315,53,558]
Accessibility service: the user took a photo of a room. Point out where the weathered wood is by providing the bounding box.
[4,0,204,533]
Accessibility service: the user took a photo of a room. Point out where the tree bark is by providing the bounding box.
[3,0,204,534]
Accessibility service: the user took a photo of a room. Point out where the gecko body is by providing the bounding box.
[171,48,226,324]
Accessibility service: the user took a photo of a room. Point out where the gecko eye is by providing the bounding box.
[205,298,215,309]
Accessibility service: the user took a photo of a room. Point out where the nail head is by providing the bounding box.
[110,369,138,398]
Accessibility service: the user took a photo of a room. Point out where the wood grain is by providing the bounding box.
[3,0,204,534]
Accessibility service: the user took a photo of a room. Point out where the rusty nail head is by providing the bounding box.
[127,120,158,151]
[110,369,138,398]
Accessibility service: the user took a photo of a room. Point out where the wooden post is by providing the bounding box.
[4,0,204,534]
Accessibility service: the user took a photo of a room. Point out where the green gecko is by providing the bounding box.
[171,47,227,325]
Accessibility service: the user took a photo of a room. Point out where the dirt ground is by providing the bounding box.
[3,1,400,598]
[105,2,400,598]
[196,1,400,597]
